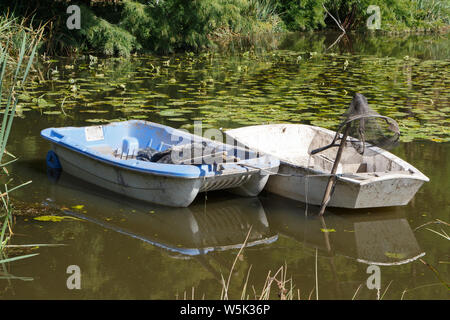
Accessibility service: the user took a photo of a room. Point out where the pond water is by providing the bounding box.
[1,32,449,299]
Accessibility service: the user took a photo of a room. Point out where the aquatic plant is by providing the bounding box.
[10,32,448,144]
[0,33,37,262]
[0,12,45,60]
[218,227,298,300]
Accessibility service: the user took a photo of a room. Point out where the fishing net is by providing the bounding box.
[309,93,401,215]
[312,93,400,156]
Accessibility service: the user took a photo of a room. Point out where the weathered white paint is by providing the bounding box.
[226,124,429,209]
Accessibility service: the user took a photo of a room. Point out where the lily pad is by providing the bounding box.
[34,215,81,222]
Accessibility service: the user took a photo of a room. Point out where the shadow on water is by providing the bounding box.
[45,171,278,257]
[260,193,425,267]
[40,157,425,273]
[44,166,425,269]
[43,169,281,288]
[2,149,446,299]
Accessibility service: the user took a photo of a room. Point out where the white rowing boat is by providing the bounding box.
[226,124,429,209]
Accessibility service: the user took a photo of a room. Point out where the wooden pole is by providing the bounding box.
[318,124,350,216]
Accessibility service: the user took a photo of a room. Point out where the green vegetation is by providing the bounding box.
[13,32,449,143]
[1,0,448,56]
[275,0,327,31]
[283,0,450,32]
[0,0,284,56]
[0,33,37,263]
[0,13,45,59]
[0,1,447,300]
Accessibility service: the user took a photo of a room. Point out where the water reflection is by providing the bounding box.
[47,166,425,265]
[46,171,277,256]
[261,194,425,266]
[3,154,439,299]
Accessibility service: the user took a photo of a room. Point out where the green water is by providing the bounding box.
[1,32,449,299]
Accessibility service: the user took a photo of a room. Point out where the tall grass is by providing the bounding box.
[415,0,450,24]
[0,12,45,61]
[0,32,38,263]
[218,227,298,300]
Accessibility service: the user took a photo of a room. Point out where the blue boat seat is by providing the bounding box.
[121,137,139,158]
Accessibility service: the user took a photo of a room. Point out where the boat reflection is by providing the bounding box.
[261,193,425,266]
[46,168,424,265]
[47,171,277,256]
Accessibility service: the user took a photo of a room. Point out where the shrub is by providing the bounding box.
[79,4,139,56]
[119,0,284,53]
[0,0,448,56]
[275,0,326,31]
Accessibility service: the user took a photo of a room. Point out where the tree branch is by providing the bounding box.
[323,4,346,34]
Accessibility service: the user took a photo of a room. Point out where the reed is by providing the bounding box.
[218,226,299,300]
[221,226,253,300]
[0,12,45,62]
[0,32,38,263]
[425,227,450,241]
[258,263,295,300]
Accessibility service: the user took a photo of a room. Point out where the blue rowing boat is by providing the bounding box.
[41,120,279,207]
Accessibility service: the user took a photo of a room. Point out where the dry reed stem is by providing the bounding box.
[222,225,253,300]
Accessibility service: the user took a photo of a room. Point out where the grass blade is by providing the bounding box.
[5,243,66,248]
[13,32,27,80]
[21,39,38,84]
[0,180,32,199]
[0,253,39,264]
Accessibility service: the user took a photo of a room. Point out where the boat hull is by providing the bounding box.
[41,121,279,207]
[225,124,429,209]
[266,162,426,209]
[49,143,272,207]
